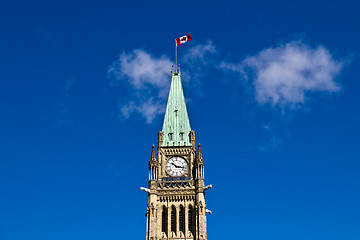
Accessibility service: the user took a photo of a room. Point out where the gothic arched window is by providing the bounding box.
[171,206,176,232]
[162,206,168,233]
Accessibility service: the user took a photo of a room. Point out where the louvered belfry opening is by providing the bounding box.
[162,206,168,234]
[171,206,176,233]
[188,207,192,231]
[179,205,185,233]
[188,205,195,235]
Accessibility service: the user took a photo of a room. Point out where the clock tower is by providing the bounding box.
[141,66,212,240]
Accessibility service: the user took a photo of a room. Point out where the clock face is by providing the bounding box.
[166,157,188,177]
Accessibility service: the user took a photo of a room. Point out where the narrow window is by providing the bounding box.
[168,133,173,141]
[188,205,195,233]
[179,132,184,140]
[171,206,176,232]
[179,206,185,233]
[188,209,192,231]
[162,206,168,233]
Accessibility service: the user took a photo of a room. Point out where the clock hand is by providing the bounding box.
[171,163,182,168]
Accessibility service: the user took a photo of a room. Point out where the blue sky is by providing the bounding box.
[0,0,360,239]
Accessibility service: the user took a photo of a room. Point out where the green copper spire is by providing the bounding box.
[162,66,192,147]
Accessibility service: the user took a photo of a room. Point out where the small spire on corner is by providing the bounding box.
[196,143,203,163]
[150,144,156,163]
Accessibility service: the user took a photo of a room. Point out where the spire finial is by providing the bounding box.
[150,144,156,163]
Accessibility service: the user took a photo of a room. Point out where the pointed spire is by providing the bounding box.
[149,144,157,166]
[196,143,204,165]
[161,69,191,146]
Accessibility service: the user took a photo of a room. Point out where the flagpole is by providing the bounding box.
[175,42,177,72]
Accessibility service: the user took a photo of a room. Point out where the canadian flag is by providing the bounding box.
[175,34,192,46]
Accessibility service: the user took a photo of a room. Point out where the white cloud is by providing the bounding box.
[108,42,217,123]
[120,98,165,124]
[108,49,172,97]
[183,40,216,65]
[180,41,217,88]
[221,41,346,107]
[107,49,172,123]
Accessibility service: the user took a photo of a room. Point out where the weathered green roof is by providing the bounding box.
[161,68,191,147]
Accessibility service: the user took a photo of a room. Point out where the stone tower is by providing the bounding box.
[141,67,212,240]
